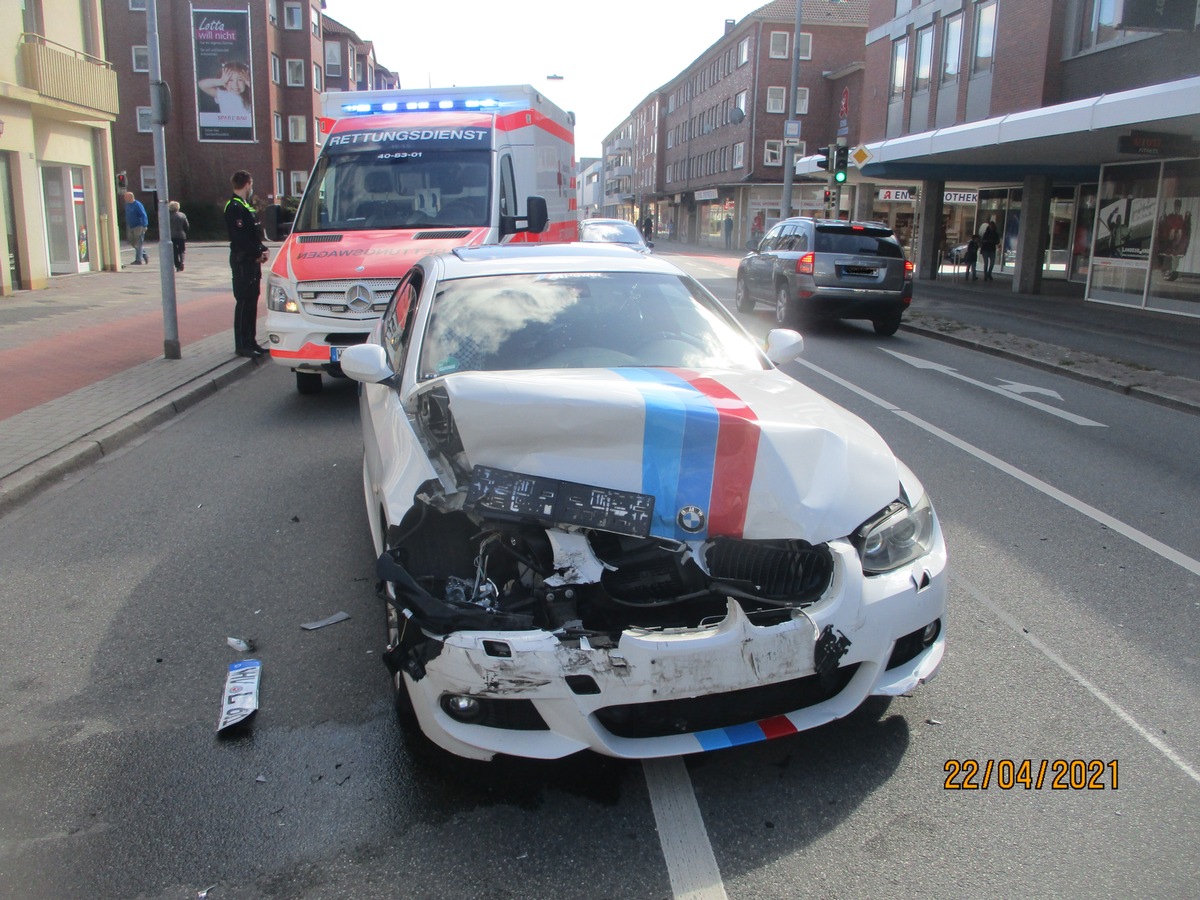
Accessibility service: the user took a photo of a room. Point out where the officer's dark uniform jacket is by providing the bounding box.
[225,193,267,295]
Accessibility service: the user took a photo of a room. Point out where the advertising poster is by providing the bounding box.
[192,6,255,143]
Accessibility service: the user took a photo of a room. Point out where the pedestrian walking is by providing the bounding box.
[124,191,149,265]
[723,213,734,249]
[224,171,270,358]
[168,200,189,272]
[963,235,979,280]
[641,215,654,243]
[979,218,1000,281]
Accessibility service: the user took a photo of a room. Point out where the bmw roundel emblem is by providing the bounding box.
[677,506,705,533]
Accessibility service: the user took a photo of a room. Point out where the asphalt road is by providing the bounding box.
[0,253,1197,898]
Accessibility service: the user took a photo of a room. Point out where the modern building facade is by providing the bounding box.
[1,0,120,292]
[103,0,395,232]
[848,0,1200,315]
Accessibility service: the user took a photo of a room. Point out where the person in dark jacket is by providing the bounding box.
[963,236,979,280]
[979,219,1000,281]
[124,191,149,265]
[224,171,269,357]
[168,200,189,272]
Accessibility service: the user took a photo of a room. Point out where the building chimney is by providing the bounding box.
[725,18,736,33]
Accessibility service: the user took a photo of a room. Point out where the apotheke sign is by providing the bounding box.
[877,189,979,204]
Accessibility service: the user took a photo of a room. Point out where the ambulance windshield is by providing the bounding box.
[292,149,491,232]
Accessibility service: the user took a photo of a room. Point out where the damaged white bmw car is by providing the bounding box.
[339,244,947,761]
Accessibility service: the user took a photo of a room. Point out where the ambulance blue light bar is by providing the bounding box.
[339,97,503,116]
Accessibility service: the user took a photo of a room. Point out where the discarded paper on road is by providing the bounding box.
[217,658,262,731]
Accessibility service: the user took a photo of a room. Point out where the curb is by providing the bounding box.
[0,356,259,517]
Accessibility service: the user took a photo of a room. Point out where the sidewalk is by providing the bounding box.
[2,238,1199,516]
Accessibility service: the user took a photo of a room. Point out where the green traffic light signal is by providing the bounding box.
[834,169,847,184]
[833,144,849,182]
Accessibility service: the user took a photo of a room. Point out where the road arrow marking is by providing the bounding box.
[996,379,1063,400]
[883,349,1105,427]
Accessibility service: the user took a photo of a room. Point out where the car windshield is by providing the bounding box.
[417,271,766,379]
[292,149,491,232]
[579,221,645,244]
[814,227,904,257]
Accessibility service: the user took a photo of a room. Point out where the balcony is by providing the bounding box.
[608,164,633,178]
[19,34,119,118]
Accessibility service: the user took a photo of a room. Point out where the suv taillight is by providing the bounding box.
[903,260,914,281]
[795,252,815,276]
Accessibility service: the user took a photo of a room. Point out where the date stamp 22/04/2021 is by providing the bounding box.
[944,759,1118,790]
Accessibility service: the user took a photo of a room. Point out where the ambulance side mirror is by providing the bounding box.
[263,204,292,241]
[500,196,549,237]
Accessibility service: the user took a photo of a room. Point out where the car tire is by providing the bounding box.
[296,371,323,394]
[735,275,754,313]
[775,284,793,327]
[873,312,903,337]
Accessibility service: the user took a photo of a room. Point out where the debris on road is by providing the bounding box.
[217,659,261,732]
[226,636,256,652]
[300,611,351,630]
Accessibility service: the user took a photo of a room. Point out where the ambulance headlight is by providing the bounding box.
[267,278,299,313]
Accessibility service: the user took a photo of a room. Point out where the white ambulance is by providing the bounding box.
[263,85,576,393]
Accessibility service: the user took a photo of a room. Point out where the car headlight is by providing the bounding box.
[855,492,936,574]
[267,277,299,313]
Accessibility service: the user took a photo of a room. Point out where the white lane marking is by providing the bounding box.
[995,379,1063,400]
[643,757,729,900]
[955,573,1200,785]
[882,348,1105,427]
[796,357,1200,578]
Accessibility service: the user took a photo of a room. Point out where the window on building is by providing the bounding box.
[324,41,341,76]
[942,13,963,84]
[890,37,908,101]
[291,171,308,195]
[1074,0,1124,52]
[794,87,809,115]
[311,7,320,37]
[268,0,278,26]
[136,106,152,132]
[767,87,787,114]
[355,57,364,85]
[288,115,306,142]
[735,90,747,114]
[273,113,283,141]
[286,59,305,86]
[128,0,147,10]
[764,140,783,166]
[276,169,286,198]
[972,0,997,74]
[132,45,149,72]
[797,33,812,59]
[313,63,323,92]
[284,2,302,29]
[140,165,157,192]
[737,37,750,66]
[271,54,281,84]
[914,26,933,93]
[769,32,789,58]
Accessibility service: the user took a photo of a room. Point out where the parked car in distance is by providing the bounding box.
[737,218,914,335]
[578,217,653,253]
[339,243,947,761]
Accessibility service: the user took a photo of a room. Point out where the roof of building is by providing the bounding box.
[746,0,871,28]
[321,14,364,45]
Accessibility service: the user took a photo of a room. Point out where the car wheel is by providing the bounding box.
[296,371,323,394]
[775,285,793,327]
[873,312,903,336]
[735,275,754,313]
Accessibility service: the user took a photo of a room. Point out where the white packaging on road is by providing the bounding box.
[217,659,261,731]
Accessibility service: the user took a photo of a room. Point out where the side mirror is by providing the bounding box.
[745,239,759,252]
[339,343,397,386]
[500,196,549,237]
[646,240,655,250]
[263,204,293,241]
[764,328,804,365]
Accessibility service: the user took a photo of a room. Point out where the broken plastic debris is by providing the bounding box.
[301,611,351,630]
[256,774,267,783]
[926,718,943,726]
[217,659,261,731]
[227,637,256,653]
[198,885,216,899]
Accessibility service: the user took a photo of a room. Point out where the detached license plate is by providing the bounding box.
[330,346,340,362]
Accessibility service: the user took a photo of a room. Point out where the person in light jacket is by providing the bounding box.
[168,200,190,272]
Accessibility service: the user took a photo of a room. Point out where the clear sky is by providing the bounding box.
[326,0,771,160]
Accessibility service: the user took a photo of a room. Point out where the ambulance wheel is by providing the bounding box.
[296,372,323,394]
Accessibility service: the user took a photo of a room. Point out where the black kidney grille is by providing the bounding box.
[705,539,833,602]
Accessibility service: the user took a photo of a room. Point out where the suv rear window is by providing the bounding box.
[815,228,904,258]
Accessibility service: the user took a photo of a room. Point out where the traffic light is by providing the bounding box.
[815,144,833,173]
[823,189,833,205]
[117,171,127,193]
[833,144,849,183]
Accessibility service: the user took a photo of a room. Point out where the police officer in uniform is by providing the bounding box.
[225,170,270,357]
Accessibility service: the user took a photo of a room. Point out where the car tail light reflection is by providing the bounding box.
[796,252,815,276]
[904,260,914,281]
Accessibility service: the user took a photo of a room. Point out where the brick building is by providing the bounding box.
[103,0,395,235]
[847,0,1200,314]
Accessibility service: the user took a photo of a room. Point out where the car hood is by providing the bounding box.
[429,367,900,544]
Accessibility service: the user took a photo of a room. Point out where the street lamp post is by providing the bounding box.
[779,1,803,222]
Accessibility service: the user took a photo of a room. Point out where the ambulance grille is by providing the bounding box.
[297,234,344,243]
[414,230,472,240]
[299,279,399,317]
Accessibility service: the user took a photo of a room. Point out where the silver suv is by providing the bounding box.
[736,218,913,335]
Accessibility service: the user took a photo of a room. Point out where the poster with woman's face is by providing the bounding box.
[192,7,255,142]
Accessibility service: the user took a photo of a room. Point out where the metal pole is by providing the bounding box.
[779,0,803,220]
[147,0,180,359]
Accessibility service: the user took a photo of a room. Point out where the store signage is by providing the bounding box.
[878,188,912,201]
[944,191,978,204]
[877,189,979,204]
[694,189,719,201]
[1117,130,1200,158]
